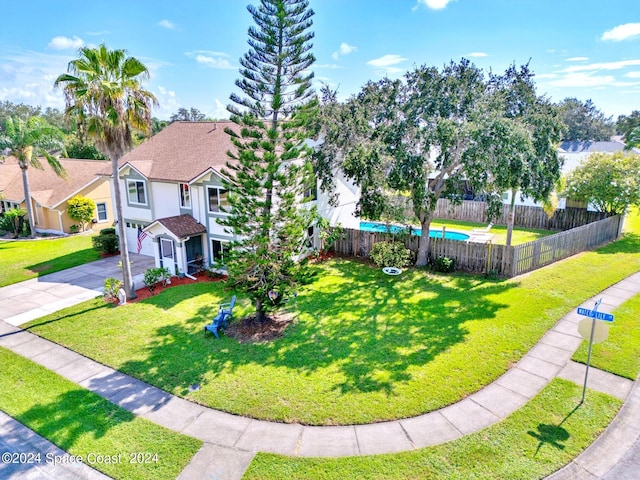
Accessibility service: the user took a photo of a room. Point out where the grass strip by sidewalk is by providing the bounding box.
[571,209,640,380]
[244,379,621,480]
[0,234,99,287]
[572,292,640,380]
[0,347,201,480]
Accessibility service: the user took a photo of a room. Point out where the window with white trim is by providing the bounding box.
[96,202,108,222]
[127,180,147,205]
[211,239,228,263]
[180,183,191,208]
[207,187,230,213]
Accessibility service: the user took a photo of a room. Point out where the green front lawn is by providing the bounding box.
[24,218,640,425]
[244,379,621,480]
[0,234,99,287]
[0,347,201,480]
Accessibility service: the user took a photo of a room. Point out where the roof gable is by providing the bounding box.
[559,141,626,154]
[0,158,110,207]
[119,121,239,183]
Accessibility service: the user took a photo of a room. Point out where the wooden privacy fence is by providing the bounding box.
[510,215,622,276]
[433,199,609,231]
[331,215,621,277]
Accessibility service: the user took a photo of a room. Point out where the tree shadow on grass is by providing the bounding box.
[23,304,108,330]
[594,232,640,255]
[115,259,518,416]
[25,248,99,277]
[528,403,581,456]
[16,388,135,452]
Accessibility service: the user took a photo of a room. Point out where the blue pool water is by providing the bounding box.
[359,221,470,241]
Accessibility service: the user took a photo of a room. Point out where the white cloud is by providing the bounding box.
[153,86,180,119]
[562,59,640,73]
[467,52,488,58]
[543,72,639,89]
[601,23,640,41]
[314,63,344,70]
[186,50,234,69]
[416,0,456,10]
[0,47,74,110]
[158,19,176,30]
[47,35,84,50]
[367,54,407,68]
[625,72,640,78]
[332,42,357,60]
[208,99,229,120]
[566,57,589,62]
[86,30,110,36]
[367,55,408,76]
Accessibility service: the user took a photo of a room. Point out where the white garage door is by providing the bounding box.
[125,222,154,257]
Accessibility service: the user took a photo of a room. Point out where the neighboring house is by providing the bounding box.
[0,157,114,234]
[500,139,640,210]
[112,121,351,277]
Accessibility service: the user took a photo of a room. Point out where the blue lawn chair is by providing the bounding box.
[204,295,236,338]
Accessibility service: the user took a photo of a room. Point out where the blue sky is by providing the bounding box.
[1,0,639,121]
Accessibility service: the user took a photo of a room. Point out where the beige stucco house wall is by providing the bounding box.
[0,157,113,234]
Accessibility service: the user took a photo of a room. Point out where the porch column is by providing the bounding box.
[176,241,185,276]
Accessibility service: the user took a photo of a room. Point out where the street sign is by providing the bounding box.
[577,297,613,404]
[577,307,615,322]
[578,318,609,343]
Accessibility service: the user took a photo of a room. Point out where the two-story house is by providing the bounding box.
[112,121,357,277]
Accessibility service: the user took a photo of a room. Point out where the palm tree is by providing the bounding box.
[55,44,158,300]
[0,116,67,238]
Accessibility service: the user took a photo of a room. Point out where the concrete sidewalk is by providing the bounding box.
[0,266,639,479]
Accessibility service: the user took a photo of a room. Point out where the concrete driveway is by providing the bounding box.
[0,253,155,326]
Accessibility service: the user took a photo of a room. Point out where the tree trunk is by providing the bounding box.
[506,188,516,246]
[19,165,36,238]
[414,216,433,267]
[255,298,267,324]
[111,154,136,300]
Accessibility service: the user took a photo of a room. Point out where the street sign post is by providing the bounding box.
[576,298,614,404]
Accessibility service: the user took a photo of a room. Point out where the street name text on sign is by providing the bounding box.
[576,307,614,322]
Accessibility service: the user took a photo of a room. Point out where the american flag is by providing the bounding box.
[137,228,148,254]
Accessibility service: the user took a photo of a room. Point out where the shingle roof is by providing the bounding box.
[559,141,626,153]
[0,157,109,206]
[150,214,207,239]
[119,121,239,182]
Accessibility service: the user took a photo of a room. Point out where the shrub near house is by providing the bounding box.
[1,208,28,238]
[67,195,95,232]
[92,228,119,255]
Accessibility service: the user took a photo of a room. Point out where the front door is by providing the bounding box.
[185,236,204,274]
[159,238,176,275]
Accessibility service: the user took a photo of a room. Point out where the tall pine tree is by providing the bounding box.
[220,0,317,323]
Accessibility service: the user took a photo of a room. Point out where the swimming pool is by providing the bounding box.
[359,221,470,241]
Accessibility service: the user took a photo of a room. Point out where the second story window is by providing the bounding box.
[208,187,230,213]
[303,173,318,202]
[180,183,191,208]
[127,180,147,206]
